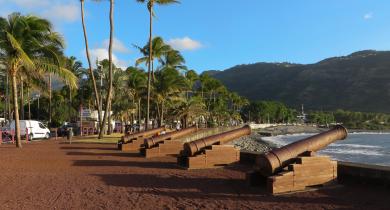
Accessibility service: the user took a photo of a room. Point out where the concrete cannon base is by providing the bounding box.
[177,145,240,170]
[141,140,184,158]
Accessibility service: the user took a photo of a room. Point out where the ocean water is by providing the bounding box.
[262,133,390,167]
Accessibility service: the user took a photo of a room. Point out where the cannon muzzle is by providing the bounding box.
[256,125,348,176]
[144,126,198,148]
[183,125,251,157]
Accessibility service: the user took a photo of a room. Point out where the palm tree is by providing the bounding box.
[136,0,180,130]
[80,0,102,133]
[0,13,77,147]
[135,36,172,76]
[154,67,186,126]
[171,96,207,128]
[160,49,186,71]
[126,67,147,127]
[65,56,83,121]
[98,0,115,138]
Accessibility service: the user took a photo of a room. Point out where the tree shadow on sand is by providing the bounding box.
[60,145,118,151]
[93,173,351,206]
[66,151,140,158]
[73,159,179,169]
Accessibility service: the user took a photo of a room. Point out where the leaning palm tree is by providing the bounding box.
[0,13,77,147]
[98,0,115,138]
[80,0,102,133]
[136,0,180,130]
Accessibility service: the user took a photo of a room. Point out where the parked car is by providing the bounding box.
[7,120,51,140]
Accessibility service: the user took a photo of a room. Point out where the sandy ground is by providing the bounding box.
[0,139,389,210]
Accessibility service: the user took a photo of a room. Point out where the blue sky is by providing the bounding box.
[1,0,390,72]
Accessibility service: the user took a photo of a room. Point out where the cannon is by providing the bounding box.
[248,125,348,194]
[183,125,251,157]
[178,125,251,169]
[118,127,166,151]
[256,125,347,176]
[141,126,199,158]
[144,126,198,149]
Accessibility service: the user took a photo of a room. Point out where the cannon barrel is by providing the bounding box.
[144,126,198,148]
[256,125,348,176]
[122,127,165,142]
[183,125,251,156]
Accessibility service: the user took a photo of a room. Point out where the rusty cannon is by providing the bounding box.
[248,125,348,194]
[144,126,198,149]
[118,127,166,151]
[178,125,251,169]
[142,126,199,158]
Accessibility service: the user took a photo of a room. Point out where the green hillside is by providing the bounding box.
[209,50,390,113]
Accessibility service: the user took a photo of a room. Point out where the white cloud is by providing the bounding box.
[167,37,203,51]
[89,48,129,69]
[103,38,131,53]
[42,3,79,23]
[0,0,79,23]
[363,12,373,20]
[0,0,50,9]
[87,37,131,69]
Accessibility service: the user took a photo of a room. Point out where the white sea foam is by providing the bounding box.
[350,132,390,135]
[261,136,289,147]
[321,148,383,156]
[260,133,390,166]
[330,144,382,149]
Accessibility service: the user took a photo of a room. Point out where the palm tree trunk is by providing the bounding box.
[107,100,112,135]
[69,88,72,122]
[20,79,24,120]
[11,70,21,148]
[138,98,141,130]
[146,2,154,131]
[99,0,114,139]
[27,86,31,120]
[156,101,160,126]
[48,74,52,124]
[80,0,102,132]
[160,102,164,126]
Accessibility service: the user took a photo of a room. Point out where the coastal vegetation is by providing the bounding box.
[242,100,390,130]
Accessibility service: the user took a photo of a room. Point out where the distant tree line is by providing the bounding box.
[240,101,390,130]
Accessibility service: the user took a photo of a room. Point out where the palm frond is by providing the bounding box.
[6,31,35,71]
[35,59,78,89]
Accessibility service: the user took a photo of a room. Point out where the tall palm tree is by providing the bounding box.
[136,0,180,130]
[98,0,114,138]
[80,0,102,132]
[0,13,77,147]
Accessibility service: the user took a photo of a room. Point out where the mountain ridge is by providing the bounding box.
[207,50,390,113]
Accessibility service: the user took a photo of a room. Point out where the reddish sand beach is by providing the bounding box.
[0,140,388,210]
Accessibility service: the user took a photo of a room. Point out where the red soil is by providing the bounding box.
[0,140,388,209]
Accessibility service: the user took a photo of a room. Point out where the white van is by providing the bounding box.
[9,120,51,139]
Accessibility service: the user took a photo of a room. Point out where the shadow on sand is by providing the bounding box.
[60,146,118,151]
[66,151,140,158]
[93,173,353,206]
[73,159,179,169]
